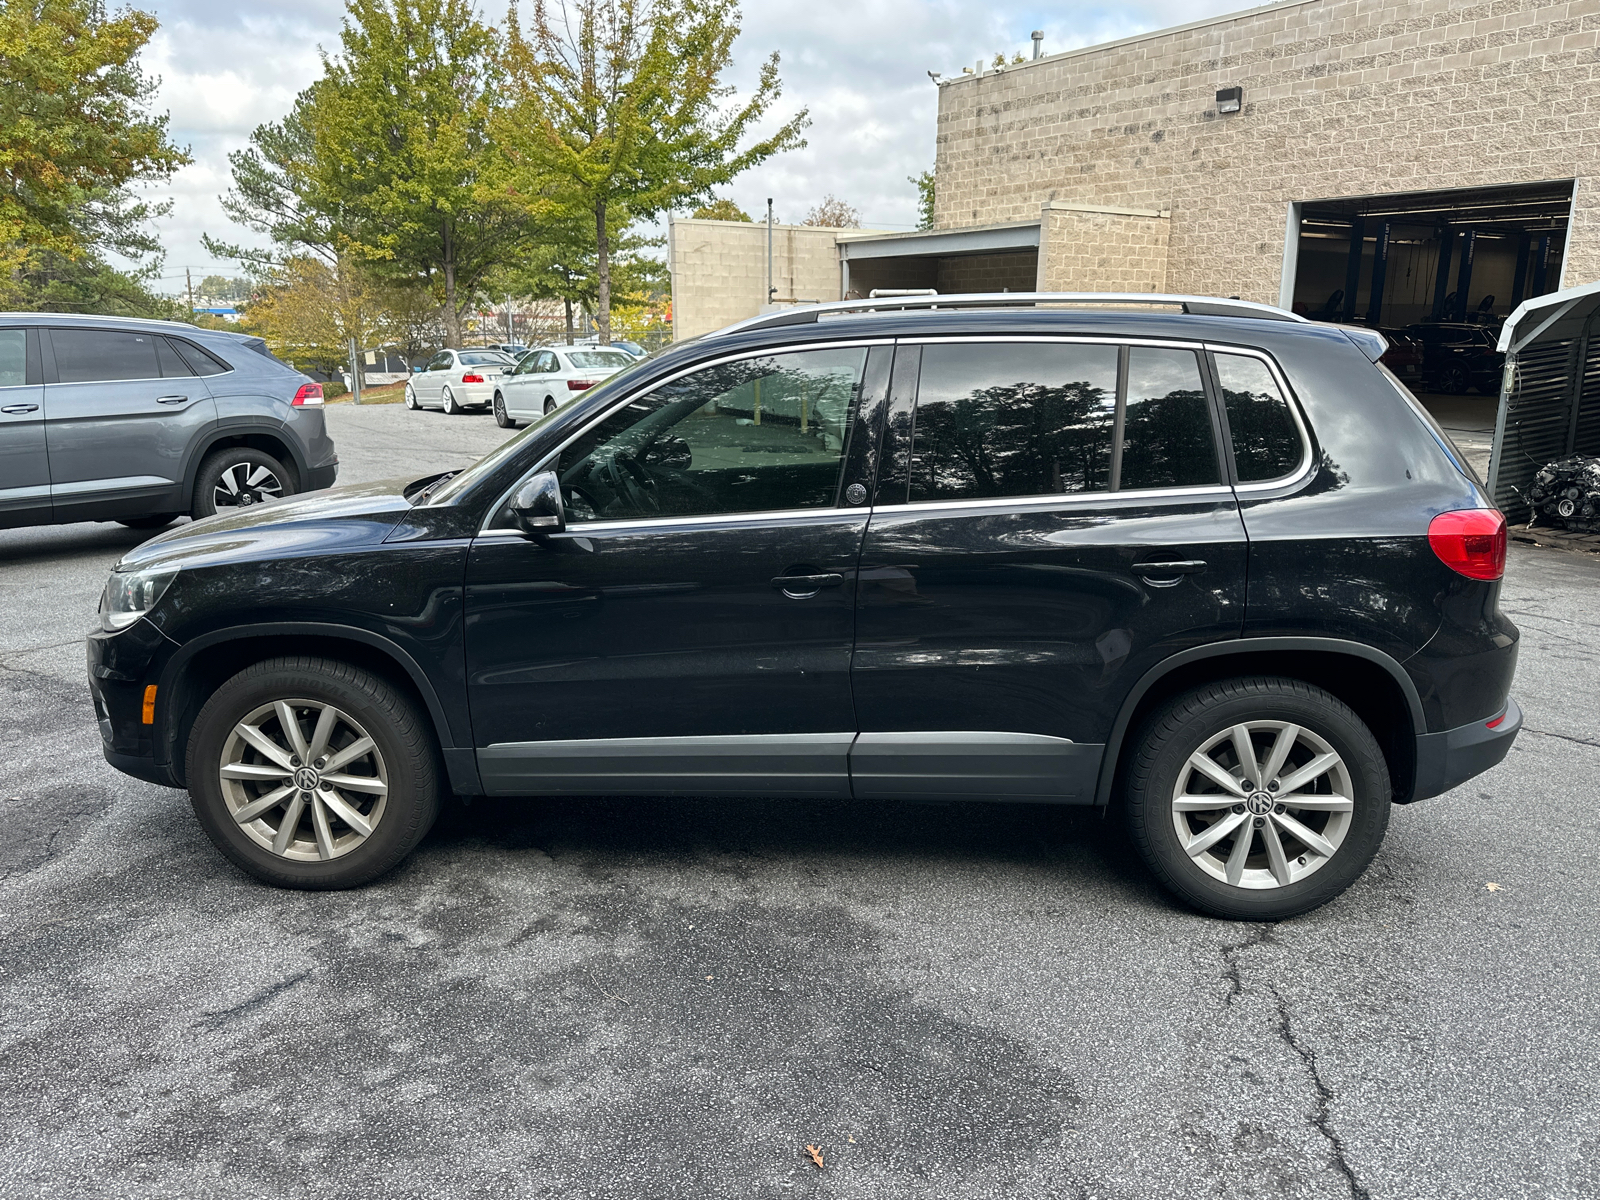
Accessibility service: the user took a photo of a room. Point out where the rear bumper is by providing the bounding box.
[304,461,339,491]
[1408,696,1522,802]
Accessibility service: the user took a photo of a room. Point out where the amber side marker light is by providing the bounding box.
[1427,509,1506,581]
[141,685,157,725]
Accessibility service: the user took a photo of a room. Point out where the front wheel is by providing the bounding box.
[493,391,516,428]
[192,448,292,519]
[186,656,441,889]
[1124,677,1391,920]
[442,387,461,415]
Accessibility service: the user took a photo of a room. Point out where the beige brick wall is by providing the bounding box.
[934,0,1600,304]
[669,219,887,341]
[1037,204,1172,292]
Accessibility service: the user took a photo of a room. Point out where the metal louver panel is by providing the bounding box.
[1493,338,1574,519]
[1572,336,1600,457]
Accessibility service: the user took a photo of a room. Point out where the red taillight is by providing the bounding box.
[1428,508,1506,581]
[291,383,323,406]
[461,373,485,384]
[567,379,594,391]
[1486,713,1506,729]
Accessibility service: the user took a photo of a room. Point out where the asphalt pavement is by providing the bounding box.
[1,401,1596,1200]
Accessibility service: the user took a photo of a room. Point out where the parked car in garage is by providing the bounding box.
[404,349,516,414]
[1378,329,1425,383]
[90,292,1519,920]
[0,314,337,532]
[1399,322,1504,394]
[492,344,637,427]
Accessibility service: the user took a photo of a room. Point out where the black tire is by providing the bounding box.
[442,386,461,415]
[493,391,516,428]
[117,513,178,530]
[1439,363,1470,394]
[1124,677,1391,921]
[543,396,557,416]
[186,656,441,889]
[404,384,419,410]
[191,447,293,520]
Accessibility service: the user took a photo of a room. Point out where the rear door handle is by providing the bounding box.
[0,404,39,414]
[156,394,189,405]
[772,573,844,598]
[1134,559,1207,580]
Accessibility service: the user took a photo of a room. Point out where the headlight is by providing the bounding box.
[99,566,180,632]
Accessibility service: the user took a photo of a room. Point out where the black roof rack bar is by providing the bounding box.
[708,291,1309,338]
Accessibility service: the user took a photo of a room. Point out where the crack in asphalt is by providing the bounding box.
[196,970,314,1030]
[1267,984,1371,1200]
[0,637,86,658]
[1521,726,1600,751]
[1219,925,1276,1006]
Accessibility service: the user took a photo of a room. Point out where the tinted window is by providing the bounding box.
[1215,353,1303,482]
[51,329,159,383]
[0,330,25,387]
[537,352,559,373]
[553,346,865,523]
[156,338,194,378]
[171,338,230,376]
[909,343,1118,501]
[1120,348,1219,489]
[459,351,512,366]
[427,353,452,371]
[570,350,633,370]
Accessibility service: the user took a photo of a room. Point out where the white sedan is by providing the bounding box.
[493,345,638,427]
[405,349,516,414]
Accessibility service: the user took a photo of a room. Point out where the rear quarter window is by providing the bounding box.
[1213,353,1304,483]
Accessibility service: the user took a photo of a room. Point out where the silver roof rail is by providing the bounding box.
[708,292,1310,338]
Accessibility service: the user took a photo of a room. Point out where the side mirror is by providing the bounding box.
[511,471,565,535]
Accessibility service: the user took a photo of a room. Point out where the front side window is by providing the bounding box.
[909,342,1119,502]
[553,346,866,523]
[1119,347,1219,489]
[51,329,159,383]
[0,330,25,387]
[1214,353,1303,482]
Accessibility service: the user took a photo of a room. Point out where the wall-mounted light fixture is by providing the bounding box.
[1216,86,1243,114]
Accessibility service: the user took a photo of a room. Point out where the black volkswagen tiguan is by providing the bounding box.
[88,294,1520,920]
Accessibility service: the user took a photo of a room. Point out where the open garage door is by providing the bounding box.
[1288,181,1574,331]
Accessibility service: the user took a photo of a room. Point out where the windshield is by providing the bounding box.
[422,353,657,506]
[459,351,513,366]
[568,349,633,370]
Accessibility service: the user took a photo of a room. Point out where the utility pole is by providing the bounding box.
[505,296,514,345]
[348,336,362,405]
[185,268,195,319]
[766,199,775,306]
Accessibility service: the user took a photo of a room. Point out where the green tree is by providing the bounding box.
[498,0,807,342]
[910,170,935,231]
[303,0,550,347]
[0,0,188,301]
[802,194,858,228]
[691,198,751,221]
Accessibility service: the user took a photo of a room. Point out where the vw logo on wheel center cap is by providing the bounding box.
[1246,791,1275,815]
[294,766,320,791]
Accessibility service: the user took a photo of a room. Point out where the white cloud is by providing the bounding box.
[130,0,1255,291]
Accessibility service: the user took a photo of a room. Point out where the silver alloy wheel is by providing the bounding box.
[405,385,418,409]
[1170,720,1354,890]
[213,461,284,510]
[494,392,509,425]
[443,387,459,414]
[543,396,556,415]
[219,698,389,861]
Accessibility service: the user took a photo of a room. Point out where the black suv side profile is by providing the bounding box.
[88,294,1520,920]
[0,315,337,531]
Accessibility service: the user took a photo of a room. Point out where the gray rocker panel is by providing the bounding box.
[478,730,1104,803]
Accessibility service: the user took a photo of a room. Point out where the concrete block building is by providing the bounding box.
[669,0,1600,338]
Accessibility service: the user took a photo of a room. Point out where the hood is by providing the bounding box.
[116,477,420,573]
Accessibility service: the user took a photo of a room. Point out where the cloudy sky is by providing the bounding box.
[135,0,1256,294]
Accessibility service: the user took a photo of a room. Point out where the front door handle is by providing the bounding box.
[156,395,189,405]
[0,403,39,414]
[1133,559,1207,585]
[772,572,844,598]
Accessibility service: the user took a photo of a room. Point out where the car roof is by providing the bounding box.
[0,311,260,342]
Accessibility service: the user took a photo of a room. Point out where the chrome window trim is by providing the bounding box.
[885,484,1235,518]
[1203,342,1316,493]
[475,506,866,539]
[476,337,894,533]
[899,334,1203,351]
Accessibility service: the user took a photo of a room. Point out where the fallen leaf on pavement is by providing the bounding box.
[805,1145,824,1169]
[1485,882,1504,892]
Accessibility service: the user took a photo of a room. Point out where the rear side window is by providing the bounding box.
[51,329,160,383]
[1120,348,1219,489]
[156,338,194,378]
[909,343,1118,501]
[170,338,231,376]
[1214,353,1303,482]
[0,330,25,387]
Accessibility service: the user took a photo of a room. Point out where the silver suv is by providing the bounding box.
[0,315,338,531]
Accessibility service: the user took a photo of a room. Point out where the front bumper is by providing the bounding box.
[1409,696,1522,802]
[88,620,183,789]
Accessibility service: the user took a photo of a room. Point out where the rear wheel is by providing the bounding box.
[192,448,292,519]
[186,656,440,889]
[1124,677,1390,920]
[543,396,557,416]
[442,386,462,415]
[493,391,516,428]
[404,384,419,410]
[1439,363,1470,394]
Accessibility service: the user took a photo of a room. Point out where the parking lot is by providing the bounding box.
[2,400,1597,1200]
